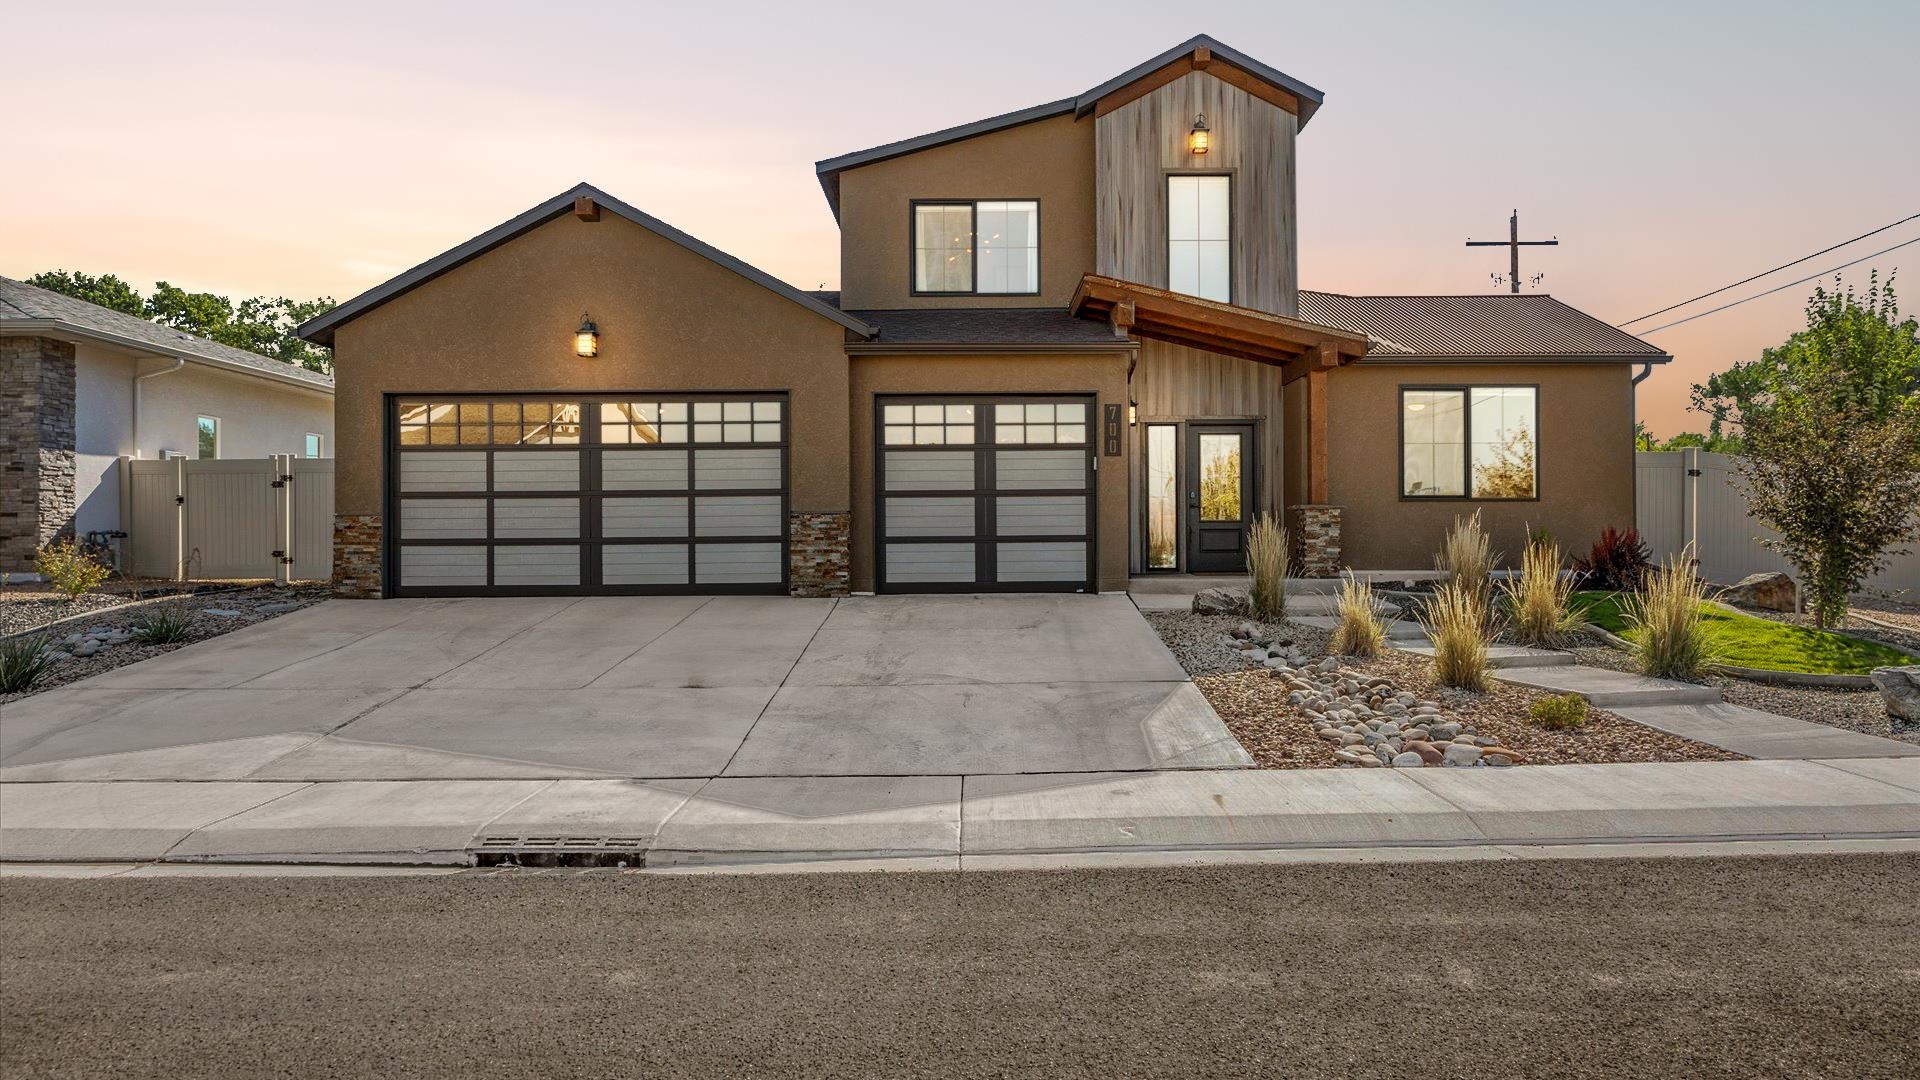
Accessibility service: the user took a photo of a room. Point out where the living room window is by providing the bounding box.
[912,200,1038,295]
[1400,386,1538,499]
[1167,175,1230,302]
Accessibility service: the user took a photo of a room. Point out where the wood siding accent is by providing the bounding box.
[1095,71,1298,317]
[1127,338,1286,571]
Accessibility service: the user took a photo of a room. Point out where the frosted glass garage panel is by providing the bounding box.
[399,499,486,539]
[695,543,783,583]
[996,496,1085,536]
[492,450,579,491]
[886,543,976,582]
[603,544,689,585]
[493,545,580,586]
[885,497,973,537]
[603,449,687,490]
[994,450,1084,490]
[603,497,688,538]
[694,448,782,490]
[399,452,486,492]
[885,450,973,491]
[492,498,579,538]
[399,545,486,586]
[996,542,1085,582]
[694,495,782,536]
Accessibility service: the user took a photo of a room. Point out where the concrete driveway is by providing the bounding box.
[0,595,1250,781]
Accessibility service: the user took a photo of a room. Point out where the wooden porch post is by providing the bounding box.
[1306,348,1332,504]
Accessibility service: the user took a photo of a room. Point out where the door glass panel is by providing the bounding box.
[1146,425,1177,568]
[1198,434,1243,522]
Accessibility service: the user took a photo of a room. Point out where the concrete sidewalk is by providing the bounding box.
[5,756,1916,867]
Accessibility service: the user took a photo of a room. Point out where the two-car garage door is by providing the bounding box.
[389,395,787,595]
[876,396,1095,592]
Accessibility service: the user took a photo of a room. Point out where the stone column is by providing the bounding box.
[1,336,77,573]
[1289,504,1342,578]
[788,511,850,597]
[331,513,384,597]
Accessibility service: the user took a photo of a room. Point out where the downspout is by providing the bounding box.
[132,355,185,458]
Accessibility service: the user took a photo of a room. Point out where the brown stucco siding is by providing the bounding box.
[1326,362,1636,570]
[849,352,1133,593]
[835,114,1096,311]
[329,213,852,519]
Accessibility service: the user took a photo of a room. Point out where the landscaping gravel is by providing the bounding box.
[0,591,132,637]
[0,585,329,704]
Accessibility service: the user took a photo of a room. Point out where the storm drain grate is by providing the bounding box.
[470,836,651,868]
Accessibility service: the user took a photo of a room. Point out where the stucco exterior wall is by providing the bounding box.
[835,113,1096,311]
[328,212,854,519]
[70,342,333,536]
[1326,361,1637,570]
[848,351,1133,593]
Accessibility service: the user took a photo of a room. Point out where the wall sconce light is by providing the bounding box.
[1188,114,1211,155]
[1128,398,1139,426]
[574,314,599,358]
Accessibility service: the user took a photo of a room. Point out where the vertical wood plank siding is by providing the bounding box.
[1095,71,1298,317]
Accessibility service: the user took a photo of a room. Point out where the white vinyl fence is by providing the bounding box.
[1637,449,1920,597]
[122,455,333,582]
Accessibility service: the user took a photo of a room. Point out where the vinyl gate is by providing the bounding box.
[1636,449,1920,596]
[124,456,333,581]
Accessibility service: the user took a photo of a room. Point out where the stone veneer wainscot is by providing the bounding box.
[788,511,851,597]
[332,513,383,598]
[1290,504,1342,578]
[1,336,78,572]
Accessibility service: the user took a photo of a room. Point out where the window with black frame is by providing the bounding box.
[1401,386,1537,499]
[911,200,1038,295]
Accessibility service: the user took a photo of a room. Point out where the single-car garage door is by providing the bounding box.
[389,395,788,595]
[876,396,1095,592]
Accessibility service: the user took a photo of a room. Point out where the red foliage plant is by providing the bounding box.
[1573,526,1653,591]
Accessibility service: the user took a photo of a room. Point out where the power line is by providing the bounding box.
[1633,235,1920,335]
[1616,212,1920,327]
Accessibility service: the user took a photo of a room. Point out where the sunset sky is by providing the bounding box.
[6,0,1915,436]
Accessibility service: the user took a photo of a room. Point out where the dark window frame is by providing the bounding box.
[1163,170,1235,305]
[907,198,1043,298]
[1396,384,1542,503]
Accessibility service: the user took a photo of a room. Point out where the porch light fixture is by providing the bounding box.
[574,314,599,358]
[1188,114,1211,155]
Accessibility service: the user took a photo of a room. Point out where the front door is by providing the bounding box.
[1185,424,1254,574]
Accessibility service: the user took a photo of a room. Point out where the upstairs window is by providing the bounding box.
[912,199,1038,295]
[1167,175,1230,302]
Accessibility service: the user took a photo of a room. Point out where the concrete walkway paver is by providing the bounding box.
[1613,702,1920,760]
[1494,665,1722,706]
[1400,644,1574,669]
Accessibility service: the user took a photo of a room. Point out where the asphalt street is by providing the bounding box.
[3,853,1916,1079]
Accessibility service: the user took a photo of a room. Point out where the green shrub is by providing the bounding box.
[1330,574,1388,657]
[132,602,196,645]
[1244,513,1289,622]
[1529,693,1589,730]
[0,634,56,694]
[33,539,112,599]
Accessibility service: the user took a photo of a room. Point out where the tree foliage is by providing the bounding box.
[27,270,335,375]
[1693,274,1920,626]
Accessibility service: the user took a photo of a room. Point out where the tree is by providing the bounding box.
[1693,273,1920,626]
[1474,426,1536,498]
[26,270,335,375]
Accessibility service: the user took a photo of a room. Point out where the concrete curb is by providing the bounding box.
[0,586,248,646]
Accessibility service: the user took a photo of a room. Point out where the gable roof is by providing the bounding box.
[1297,291,1671,362]
[0,276,334,392]
[814,34,1324,217]
[296,183,875,346]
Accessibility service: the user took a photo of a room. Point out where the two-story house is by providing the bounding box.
[298,34,1668,599]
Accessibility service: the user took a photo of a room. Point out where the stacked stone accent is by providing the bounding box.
[1289,504,1343,578]
[1,336,78,572]
[332,514,384,598]
[788,511,850,597]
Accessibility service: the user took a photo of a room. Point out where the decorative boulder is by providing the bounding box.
[1192,587,1253,617]
[1870,665,1920,724]
[1721,572,1797,613]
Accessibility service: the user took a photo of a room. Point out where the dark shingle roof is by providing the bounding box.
[844,307,1130,348]
[1297,291,1669,361]
[0,276,334,389]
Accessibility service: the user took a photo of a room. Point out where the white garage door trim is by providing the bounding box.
[388,394,789,595]
[875,395,1096,593]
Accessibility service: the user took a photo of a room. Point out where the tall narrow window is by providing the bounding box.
[1168,175,1230,302]
[196,415,220,460]
[304,432,324,457]
[912,200,1038,295]
[1145,424,1178,569]
[1400,387,1537,499]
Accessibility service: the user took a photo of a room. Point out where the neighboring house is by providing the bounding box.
[1,276,335,572]
[297,33,1667,600]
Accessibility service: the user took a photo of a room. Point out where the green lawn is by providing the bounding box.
[1571,591,1912,676]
